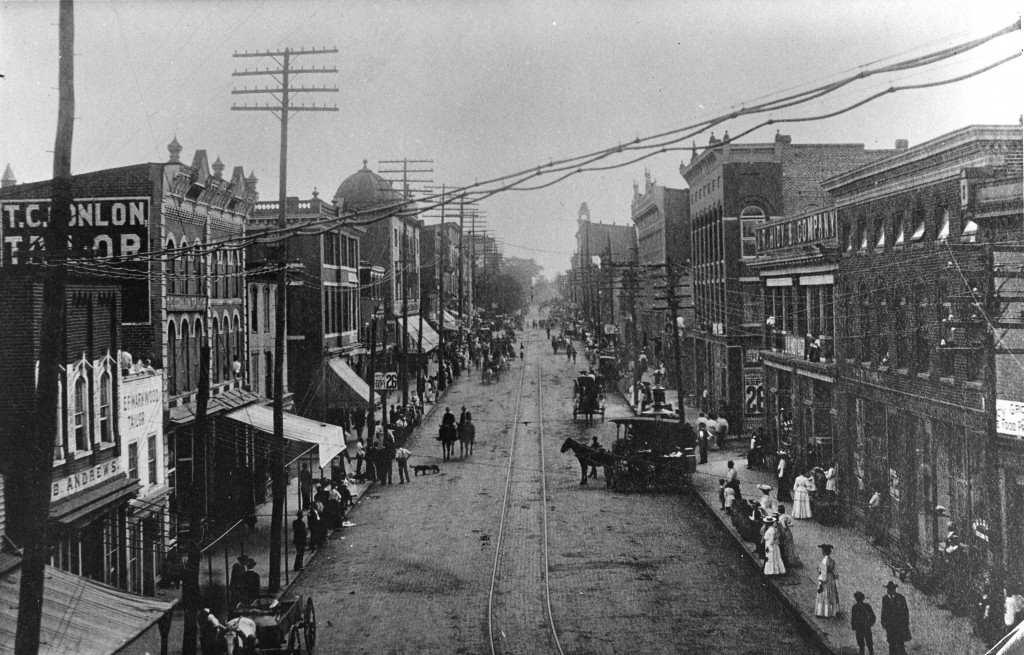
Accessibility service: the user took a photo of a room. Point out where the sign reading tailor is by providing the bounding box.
[0,197,151,323]
[120,373,163,443]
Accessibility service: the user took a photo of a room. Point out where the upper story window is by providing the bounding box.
[98,371,113,445]
[73,375,90,452]
[740,205,766,258]
[910,208,926,241]
[961,218,979,243]
[894,210,907,246]
[166,237,177,294]
[875,216,886,249]
[250,286,259,332]
[937,208,950,241]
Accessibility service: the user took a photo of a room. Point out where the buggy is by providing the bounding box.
[598,353,619,382]
[608,417,696,492]
[228,594,317,654]
[572,374,605,421]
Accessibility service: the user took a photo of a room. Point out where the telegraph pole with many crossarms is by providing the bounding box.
[231,46,338,599]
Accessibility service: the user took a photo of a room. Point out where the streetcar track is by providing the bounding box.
[487,326,566,655]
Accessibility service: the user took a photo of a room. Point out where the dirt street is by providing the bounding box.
[287,324,823,654]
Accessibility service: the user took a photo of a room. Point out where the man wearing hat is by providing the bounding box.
[880,581,911,654]
[850,591,876,655]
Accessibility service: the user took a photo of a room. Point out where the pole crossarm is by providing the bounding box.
[232,86,339,94]
[233,47,339,57]
[232,67,339,76]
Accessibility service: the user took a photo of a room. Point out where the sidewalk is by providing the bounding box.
[621,395,986,654]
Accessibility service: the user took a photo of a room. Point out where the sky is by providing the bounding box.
[1,0,1021,279]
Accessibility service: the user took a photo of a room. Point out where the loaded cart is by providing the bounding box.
[608,417,697,492]
[573,374,605,422]
[228,594,317,654]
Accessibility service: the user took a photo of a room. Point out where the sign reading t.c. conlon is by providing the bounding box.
[0,197,152,323]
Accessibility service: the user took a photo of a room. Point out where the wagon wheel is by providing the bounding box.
[304,598,317,654]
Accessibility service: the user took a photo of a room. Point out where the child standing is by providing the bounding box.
[718,479,727,509]
[851,591,876,655]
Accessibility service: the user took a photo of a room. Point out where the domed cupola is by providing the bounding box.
[333,159,402,210]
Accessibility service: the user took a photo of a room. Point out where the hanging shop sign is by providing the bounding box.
[997,399,1024,438]
[744,369,765,416]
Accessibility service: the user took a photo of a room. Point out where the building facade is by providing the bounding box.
[825,124,1023,582]
[680,132,893,432]
[751,207,840,468]
[250,192,366,426]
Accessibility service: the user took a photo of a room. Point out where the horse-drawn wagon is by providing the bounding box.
[608,417,696,492]
[572,374,605,421]
[220,594,317,654]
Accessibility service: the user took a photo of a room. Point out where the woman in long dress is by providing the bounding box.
[792,471,814,519]
[776,506,801,567]
[825,462,838,492]
[815,544,840,617]
[763,517,786,576]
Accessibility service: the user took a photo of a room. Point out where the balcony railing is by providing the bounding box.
[767,331,834,362]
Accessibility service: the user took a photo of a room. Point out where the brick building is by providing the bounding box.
[824,124,1023,582]
[249,191,368,427]
[0,274,138,588]
[630,171,692,387]
[680,132,893,432]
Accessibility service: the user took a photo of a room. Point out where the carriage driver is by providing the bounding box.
[589,436,603,478]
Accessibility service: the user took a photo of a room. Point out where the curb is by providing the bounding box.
[616,388,837,654]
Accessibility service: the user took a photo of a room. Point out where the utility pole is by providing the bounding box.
[232,45,338,594]
[458,196,464,323]
[657,258,687,424]
[379,159,432,409]
[438,187,447,384]
[15,1,73,652]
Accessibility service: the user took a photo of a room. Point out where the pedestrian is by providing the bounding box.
[292,511,307,571]
[723,484,736,513]
[520,343,524,361]
[867,488,884,544]
[717,412,730,446]
[719,479,727,509]
[763,516,786,576]
[825,461,838,492]
[776,505,801,567]
[724,460,742,500]
[1005,585,1024,632]
[381,425,396,485]
[792,470,814,519]
[777,454,792,502]
[748,431,759,469]
[815,544,840,618]
[307,502,323,552]
[229,554,247,605]
[327,483,343,529]
[299,463,313,509]
[698,426,709,464]
[851,591,877,655]
[880,581,912,654]
[395,445,411,483]
[242,558,260,605]
[757,484,778,514]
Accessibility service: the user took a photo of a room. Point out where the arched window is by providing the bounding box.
[194,319,205,385]
[212,317,221,383]
[740,205,766,258]
[166,237,177,294]
[910,206,926,241]
[234,314,243,372]
[55,378,65,460]
[74,375,89,451]
[875,216,886,249]
[181,318,191,392]
[98,371,113,444]
[937,207,950,241]
[263,286,271,333]
[167,320,178,396]
[961,218,979,243]
[894,209,908,246]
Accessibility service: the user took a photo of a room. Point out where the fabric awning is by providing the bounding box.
[224,405,346,470]
[441,310,460,331]
[402,316,439,353]
[0,560,177,655]
[326,357,371,408]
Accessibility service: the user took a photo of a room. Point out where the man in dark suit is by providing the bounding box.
[880,581,911,654]
[242,558,260,605]
[292,511,307,571]
[229,554,247,605]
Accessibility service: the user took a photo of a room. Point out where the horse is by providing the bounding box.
[439,423,458,461]
[560,438,615,486]
[458,420,475,458]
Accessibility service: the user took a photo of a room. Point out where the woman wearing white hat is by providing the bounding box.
[757,484,778,514]
[762,516,786,576]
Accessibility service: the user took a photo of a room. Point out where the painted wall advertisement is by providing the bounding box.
[744,369,765,416]
[0,197,151,323]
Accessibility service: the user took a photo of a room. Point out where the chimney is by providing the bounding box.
[167,136,182,163]
[1,163,16,188]
[774,131,792,144]
[895,139,909,150]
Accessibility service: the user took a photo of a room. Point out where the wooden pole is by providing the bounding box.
[15,1,73,652]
